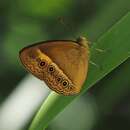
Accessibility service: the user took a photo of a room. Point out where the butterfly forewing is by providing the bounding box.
[19,40,89,95]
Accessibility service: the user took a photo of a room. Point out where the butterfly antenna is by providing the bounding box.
[58,17,72,31]
[58,17,77,39]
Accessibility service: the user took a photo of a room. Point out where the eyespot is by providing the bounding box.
[62,80,69,87]
[56,76,63,83]
[40,61,45,66]
[47,65,55,74]
[37,58,47,68]
[57,77,61,82]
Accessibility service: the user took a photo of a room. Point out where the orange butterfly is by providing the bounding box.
[19,37,89,96]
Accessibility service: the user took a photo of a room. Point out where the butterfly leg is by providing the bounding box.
[89,60,103,70]
[94,48,106,53]
[89,61,99,68]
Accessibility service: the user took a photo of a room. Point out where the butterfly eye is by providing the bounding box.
[62,80,69,87]
[48,65,55,73]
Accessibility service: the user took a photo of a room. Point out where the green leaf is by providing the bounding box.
[29,12,130,130]
[95,59,130,113]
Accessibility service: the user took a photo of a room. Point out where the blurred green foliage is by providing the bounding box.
[0,0,130,130]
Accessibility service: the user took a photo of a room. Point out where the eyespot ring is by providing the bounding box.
[40,61,46,66]
[56,76,63,83]
[47,65,55,74]
[37,58,48,68]
[62,80,69,87]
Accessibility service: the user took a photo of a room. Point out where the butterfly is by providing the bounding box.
[19,37,89,96]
